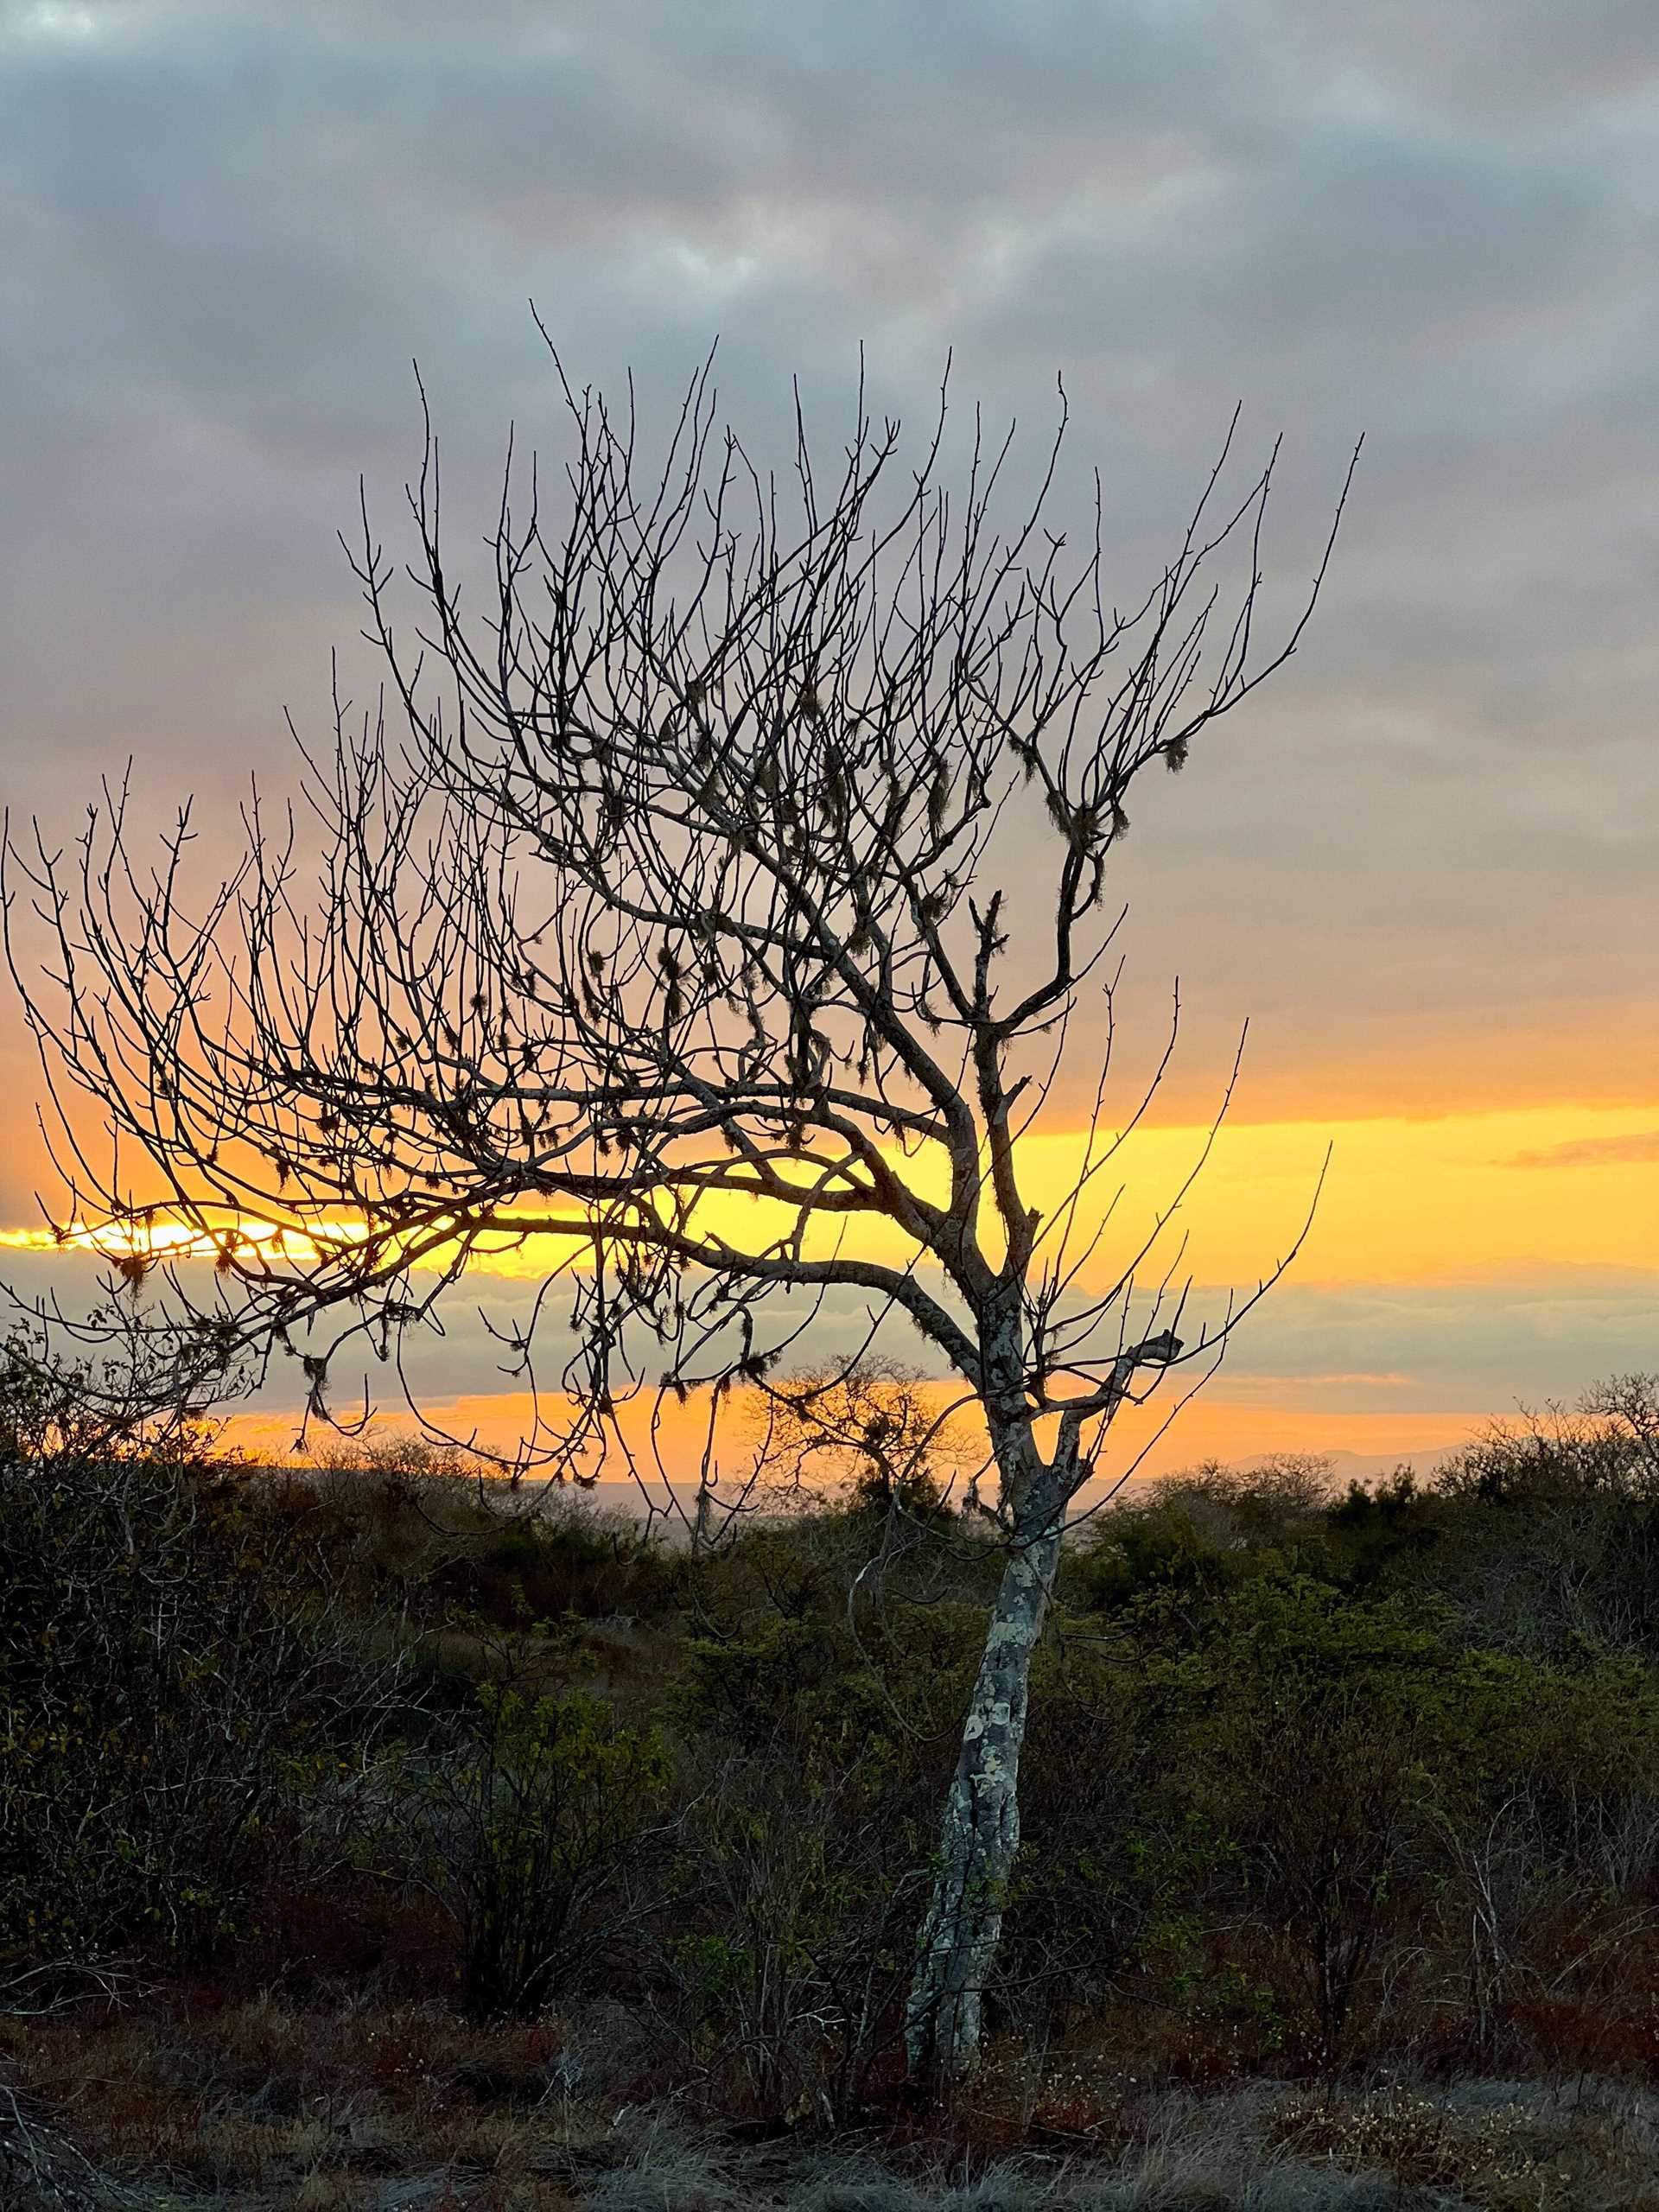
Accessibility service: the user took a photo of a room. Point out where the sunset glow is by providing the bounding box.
[7,1099,1653,1291]
[4,1095,1652,1476]
[3,2,1656,1481]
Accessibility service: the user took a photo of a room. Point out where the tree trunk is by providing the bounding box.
[904,1507,1063,2090]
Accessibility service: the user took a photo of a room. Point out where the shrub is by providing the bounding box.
[415,1683,671,2019]
[665,1743,932,2125]
[297,1441,678,1626]
[0,1335,402,1971]
[432,1503,675,1626]
[664,1599,972,2122]
[1424,1393,1659,1661]
[1116,1574,1659,2066]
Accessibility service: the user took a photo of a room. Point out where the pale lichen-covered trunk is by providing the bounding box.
[904,1472,1065,2089]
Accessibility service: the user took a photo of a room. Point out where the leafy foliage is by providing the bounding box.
[10,1356,1659,2140]
[0,1331,402,1969]
[416,1684,671,2020]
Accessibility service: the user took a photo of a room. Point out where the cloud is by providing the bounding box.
[0,0,1655,1218]
[1512,1130,1659,1168]
[7,1243,1653,1448]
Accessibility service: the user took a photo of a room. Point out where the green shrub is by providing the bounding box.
[1103,1574,1659,2062]
[664,1742,932,2124]
[663,1595,977,2120]
[417,1684,671,2019]
[430,1503,677,1627]
[0,1338,399,1970]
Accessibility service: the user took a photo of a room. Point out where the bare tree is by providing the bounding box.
[747,1356,975,1514]
[4,338,1354,2087]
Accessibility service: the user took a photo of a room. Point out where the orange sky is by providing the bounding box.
[27,1094,1624,1481]
[4,0,1659,1492]
[9,1099,1654,1291]
[215,1382,1492,1489]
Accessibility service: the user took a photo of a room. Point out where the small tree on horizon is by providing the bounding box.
[4,336,1354,2087]
[746,1356,972,1516]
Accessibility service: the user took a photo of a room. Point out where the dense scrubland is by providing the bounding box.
[7,1344,1659,2210]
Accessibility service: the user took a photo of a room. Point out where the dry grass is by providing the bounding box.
[6,1990,585,2209]
[10,1986,1659,2212]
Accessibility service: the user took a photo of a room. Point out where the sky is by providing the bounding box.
[1,0,1655,1477]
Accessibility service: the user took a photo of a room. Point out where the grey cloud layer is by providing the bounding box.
[2,0,1656,1205]
[8,1250,1651,1447]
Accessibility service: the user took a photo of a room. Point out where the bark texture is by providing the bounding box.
[905,1473,1065,2088]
